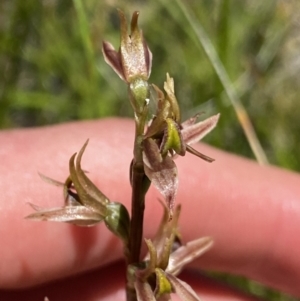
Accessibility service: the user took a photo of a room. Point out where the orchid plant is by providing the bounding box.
[26,10,220,301]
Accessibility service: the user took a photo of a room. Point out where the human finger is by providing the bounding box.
[1,118,300,297]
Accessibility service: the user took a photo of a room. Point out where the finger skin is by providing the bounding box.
[0,118,300,297]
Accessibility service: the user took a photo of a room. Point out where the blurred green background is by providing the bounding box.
[1,0,299,300]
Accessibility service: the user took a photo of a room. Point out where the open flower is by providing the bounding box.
[143,74,220,218]
[103,10,152,114]
[145,74,220,161]
[26,140,130,243]
[130,204,213,301]
[102,10,152,84]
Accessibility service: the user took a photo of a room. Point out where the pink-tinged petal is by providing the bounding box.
[165,273,201,301]
[144,163,178,220]
[102,41,126,81]
[167,237,213,276]
[134,279,156,301]
[181,113,220,145]
[25,203,103,226]
[143,138,178,219]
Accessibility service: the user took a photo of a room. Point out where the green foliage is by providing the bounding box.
[1,0,299,171]
[1,0,299,300]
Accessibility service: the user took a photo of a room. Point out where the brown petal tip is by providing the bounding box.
[131,11,140,33]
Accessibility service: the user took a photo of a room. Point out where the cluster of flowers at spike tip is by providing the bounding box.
[25,140,131,245]
[142,73,220,219]
[128,202,213,301]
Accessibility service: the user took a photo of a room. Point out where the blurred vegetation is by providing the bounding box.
[1,0,299,300]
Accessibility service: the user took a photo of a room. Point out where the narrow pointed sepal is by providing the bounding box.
[25,203,104,227]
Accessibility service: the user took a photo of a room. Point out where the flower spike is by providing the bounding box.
[27,10,221,301]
